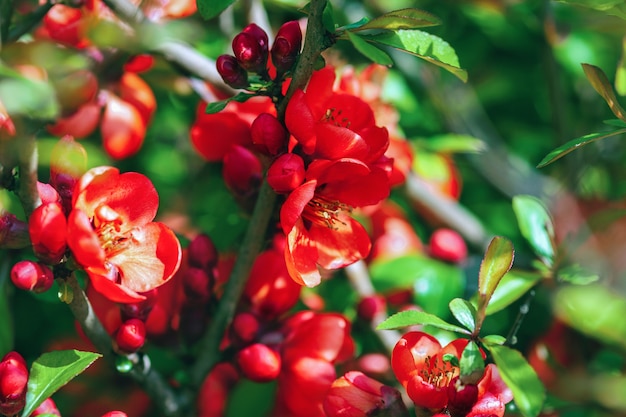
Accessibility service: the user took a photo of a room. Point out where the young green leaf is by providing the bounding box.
[604,119,626,128]
[537,128,626,167]
[617,37,626,95]
[346,32,393,66]
[350,8,441,32]
[449,298,477,333]
[481,334,506,347]
[582,63,626,121]
[362,30,468,82]
[415,134,486,154]
[478,237,514,311]
[459,341,485,385]
[196,0,237,20]
[21,350,101,417]
[556,264,599,285]
[512,195,555,266]
[376,310,470,334]
[489,345,545,417]
[484,270,542,315]
[205,92,255,114]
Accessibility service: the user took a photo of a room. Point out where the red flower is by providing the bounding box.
[67,166,182,303]
[285,66,389,164]
[280,159,389,286]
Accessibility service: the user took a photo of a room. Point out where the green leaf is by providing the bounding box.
[603,119,626,128]
[376,310,470,334]
[481,334,507,346]
[350,8,441,32]
[536,128,626,168]
[478,237,514,310]
[346,32,393,66]
[21,350,101,417]
[617,37,626,96]
[485,270,542,315]
[556,264,599,285]
[512,195,555,266]
[416,134,486,154]
[205,92,255,114]
[0,77,58,120]
[459,341,485,385]
[449,298,476,332]
[370,254,465,319]
[362,30,467,82]
[582,63,626,121]
[489,345,545,417]
[196,0,236,20]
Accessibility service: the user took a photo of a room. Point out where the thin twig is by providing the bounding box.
[505,289,536,347]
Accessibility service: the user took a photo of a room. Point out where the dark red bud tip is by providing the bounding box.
[428,228,468,264]
[267,153,305,194]
[242,23,269,55]
[115,318,146,353]
[251,113,288,155]
[188,233,218,270]
[236,343,281,382]
[271,21,302,73]
[10,260,54,293]
[223,145,262,196]
[232,32,267,73]
[216,55,249,89]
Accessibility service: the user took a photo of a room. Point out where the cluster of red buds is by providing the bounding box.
[216,21,302,88]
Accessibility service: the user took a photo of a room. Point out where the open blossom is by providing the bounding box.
[67,166,182,303]
[280,159,389,287]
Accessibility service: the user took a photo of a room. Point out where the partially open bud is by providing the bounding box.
[0,213,29,250]
[222,145,262,197]
[0,351,29,417]
[29,201,67,264]
[32,397,61,416]
[271,21,302,73]
[324,371,407,417]
[428,228,467,264]
[11,260,54,293]
[216,55,249,89]
[447,377,479,417]
[232,27,268,73]
[251,113,288,155]
[267,153,305,194]
[115,318,147,353]
[188,233,218,271]
[236,343,281,383]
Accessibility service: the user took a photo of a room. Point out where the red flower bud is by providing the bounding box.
[101,412,128,417]
[251,113,288,155]
[115,318,146,353]
[120,289,158,321]
[11,260,54,293]
[0,351,28,417]
[267,153,305,194]
[222,145,262,196]
[0,213,30,250]
[231,312,260,344]
[232,28,268,73]
[29,201,68,264]
[32,397,61,416]
[37,182,60,205]
[429,228,467,264]
[216,55,249,89]
[271,21,302,73]
[182,267,213,301]
[242,23,269,55]
[356,295,386,322]
[447,377,479,417]
[236,343,281,382]
[188,233,218,270]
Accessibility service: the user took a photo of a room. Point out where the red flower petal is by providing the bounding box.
[190,112,251,161]
[391,332,441,386]
[314,123,369,160]
[284,220,321,287]
[87,268,146,303]
[283,313,352,363]
[280,180,316,235]
[285,90,317,154]
[309,215,370,270]
[67,209,106,272]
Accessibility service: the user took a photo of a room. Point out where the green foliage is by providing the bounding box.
[449,298,476,333]
[537,127,626,167]
[196,0,237,20]
[0,281,12,357]
[205,92,256,114]
[459,341,484,384]
[512,195,555,266]
[376,309,470,334]
[21,350,101,417]
[477,237,514,312]
[226,379,277,417]
[489,344,545,417]
[349,8,441,31]
[484,270,542,315]
[345,32,393,66]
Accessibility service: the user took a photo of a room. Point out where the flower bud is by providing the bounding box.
[447,377,479,417]
[11,260,54,293]
[32,397,61,416]
[37,182,60,205]
[267,153,305,194]
[271,21,302,73]
[120,289,157,321]
[356,295,386,322]
[0,213,30,250]
[251,113,288,155]
[242,24,269,56]
[0,351,29,417]
[29,201,68,264]
[115,318,146,353]
[428,228,467,264]
[232,29,268,73]
[182,267,213,301]
[101,412,128,417]
[216,55,249,89]
[188,233,218,271]
[222,145,262,197]
[231,312,260,345]
[236,343,281,383]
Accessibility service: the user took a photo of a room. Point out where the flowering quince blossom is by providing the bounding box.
[67,166,182,303]
[280,158,390,286]
[391,331,512,416]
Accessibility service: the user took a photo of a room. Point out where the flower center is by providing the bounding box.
[322,108,351,129]
[420,356,456,389]
[93,205,130,258]
[302,195,351,229]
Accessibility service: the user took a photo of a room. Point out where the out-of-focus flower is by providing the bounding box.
[32,397,61,416]
[0,351,28,417]
[67,166,182,303]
